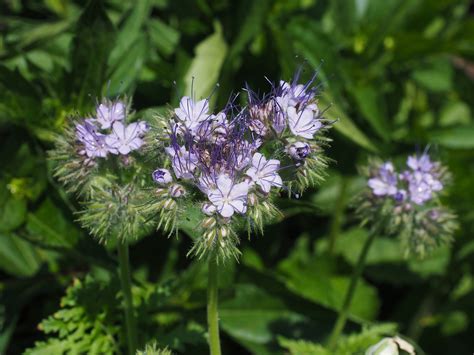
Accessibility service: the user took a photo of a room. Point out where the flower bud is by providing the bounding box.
[248,193,258,206]
[366,338,398,355]
[163,198,177,210]
[202,217,217,229]
[152,168,173,185]
[169,184,185,198]
[202,202,217,215]
[286,142,311,160]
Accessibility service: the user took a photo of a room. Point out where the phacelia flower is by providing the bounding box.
[174,96,210,134]
[287,142,311,160]
[287,106,322,139]
[152,169,173,185]
[359,151,457,257]
[368,162,398,196]
[147,71,332,260]
[207,174,249,218]
[245,153,283,193]
[106,121,146,155]
[76,119,111,158]
[96,100,126,129]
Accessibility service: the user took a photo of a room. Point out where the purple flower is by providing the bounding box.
[169,184,186,198]
[202,202,217,215]
[368,162,398,196]
[96,100,126,129]
[287,106,321,139]
[166,146,198,180]
[174,97,210,133]
[407,154,434,172]
[76,119,112,158]
[245,153,283,193]
[152,168,173,185]
[207,174,249,218]
[287,141,311,160]
[105,121,144,155]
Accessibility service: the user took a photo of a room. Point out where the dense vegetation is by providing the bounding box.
[1,0,473,354]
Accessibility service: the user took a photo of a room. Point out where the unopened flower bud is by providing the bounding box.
[163,198,177,210]
[169,184,185,198]
[248,193,258,206]
[202,202,217,215]
[202,217,216,229]
[287,141,311,160]
[152,168,173,185]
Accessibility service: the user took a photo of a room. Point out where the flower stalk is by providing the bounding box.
[207,256,222,355]
[327,226,378,349]
[117,241,138,355]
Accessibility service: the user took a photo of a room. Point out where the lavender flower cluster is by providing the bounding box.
[368,153,443,206]
[75,100,148,162]
[360,152,456,257]
[148,76,330,258]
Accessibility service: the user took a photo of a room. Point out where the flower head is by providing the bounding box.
[245,153,282,193]
[96,100,126,129]
[106,121,146,155]
[207,174,249,218]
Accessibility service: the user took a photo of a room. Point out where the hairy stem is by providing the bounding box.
[207,256,222,355]
[327,228,377,349]
[117,241,138,355]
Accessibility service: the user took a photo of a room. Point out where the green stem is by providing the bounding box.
[207,256,222,355]
[117,241,138,355]
[327,228,377,349]
[328,178,347,254]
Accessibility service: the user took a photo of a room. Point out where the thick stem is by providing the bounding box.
[207,256,222,355]
[327,228,377,349]
[117,241,138,355]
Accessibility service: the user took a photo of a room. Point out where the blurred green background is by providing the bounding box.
[1,0,474,354]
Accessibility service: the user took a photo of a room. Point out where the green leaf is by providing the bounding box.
[26,198,79,248]
[68,0,115,108]
[412,58,453,92]
[108,35,149,96]
[350,83,391,141]
[277,236,380,320]
[0,183,27,233]
[183,22,228,100]
[108,0,152,70]
[439,101,471,127]
[429,125,474,149]
[148,19,180,56]
[0,233,41,277]
[320,93,378,152]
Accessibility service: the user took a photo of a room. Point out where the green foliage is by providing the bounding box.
[0,0,473,354]
[279,323,398,355]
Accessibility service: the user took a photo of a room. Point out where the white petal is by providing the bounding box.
[230,199,246,214]
[216,174,233,195]
[229,181,249,200]
[219,203,234,218]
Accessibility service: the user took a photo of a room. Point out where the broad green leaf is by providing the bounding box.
[412,58,453,92]
[320,93,378,152]
[350,83,391,141]
[108,0,152,70]
[0,183,27,233]
[148,19,180,56]
[429,125,474,149]
[108,35,149,96]
[0,233,41,277]
[26,198,79,248]
[67,0,115,108]
[439,101,471,127]
[183,22,228,100]
[277,236,380,320]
